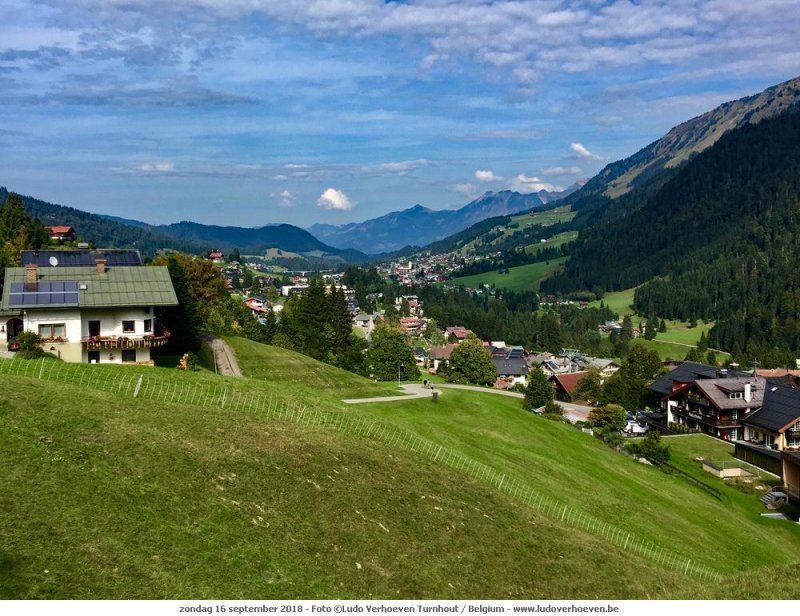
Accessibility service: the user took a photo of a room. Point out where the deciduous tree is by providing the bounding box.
[368,324,418,382]
[447,335,496,386]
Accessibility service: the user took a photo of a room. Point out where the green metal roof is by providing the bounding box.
[0,265,178,309]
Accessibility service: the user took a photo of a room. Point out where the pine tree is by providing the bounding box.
[524,368,553,410]
[328,285,354,363]
[161,255,202,353]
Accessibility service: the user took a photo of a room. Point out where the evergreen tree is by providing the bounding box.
[328,284,355,364]
[160,255,202,353]
[524,368,553,410]
[658,318,667,333]
[295,278,328,359]
[0,193,31,244]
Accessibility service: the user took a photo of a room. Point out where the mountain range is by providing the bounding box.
[578,75,800,200]
[309,185,581,253]
[1,188,370,263]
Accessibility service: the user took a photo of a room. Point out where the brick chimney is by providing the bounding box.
[25,264,38,284]
[96,258,107,274]
[25,264,39,290]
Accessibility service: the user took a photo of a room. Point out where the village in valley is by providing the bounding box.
[5,219,797,512]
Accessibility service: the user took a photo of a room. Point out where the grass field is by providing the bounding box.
[523,230,578,254]
[4,375,694,599]
[2,342,799,598]
[452,257,567,291]
[590,288,729,360]
[457,206,575,255]
[589,287,637,316]
[352,390,800,576]
[226,336,391,400]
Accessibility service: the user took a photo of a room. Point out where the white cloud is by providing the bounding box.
[361,159,430,174]
[569,142,602,161]
[317,187,354,211]
[276,189,295,208]
[453,183,479,198]
[137,161,174,172]
[474,169,503,182]
[543,166,582,176]
[510,174,563,194]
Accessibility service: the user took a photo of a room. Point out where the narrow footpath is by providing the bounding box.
[202,334,243,377]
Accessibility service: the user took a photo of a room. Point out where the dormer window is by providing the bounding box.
[729,392,743,399]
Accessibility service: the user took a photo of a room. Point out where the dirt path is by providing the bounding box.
[202,335,243,377]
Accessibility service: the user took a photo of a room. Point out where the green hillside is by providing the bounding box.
[543,106,800,365]
[452,258,567,291]
[2,343,799,598]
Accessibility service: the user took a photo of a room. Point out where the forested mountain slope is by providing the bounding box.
[0,187,209,257]
[543,105,800,364]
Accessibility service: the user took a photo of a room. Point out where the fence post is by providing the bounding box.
[133,375,143,398]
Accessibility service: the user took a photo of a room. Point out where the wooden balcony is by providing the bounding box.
[673,407,741,429]
[81,335,169,350]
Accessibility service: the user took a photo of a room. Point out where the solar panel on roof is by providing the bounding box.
[8,281,80,306]
[20,250,142,267]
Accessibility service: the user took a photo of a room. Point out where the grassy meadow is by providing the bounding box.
[589,287,729,361]
[452,257,567,292]
[457,205,575,255]
[1,340,799,598]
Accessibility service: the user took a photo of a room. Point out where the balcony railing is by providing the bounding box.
[81,335,169,350]
[673,407,740,428]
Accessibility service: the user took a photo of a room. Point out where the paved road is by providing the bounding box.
[343,382,593,423]
[343,383,525,405]
[202,334,243,377]
[557,401,593,423]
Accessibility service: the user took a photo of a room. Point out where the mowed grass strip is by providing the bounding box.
[1,375,693,600]
[453,257,567,291]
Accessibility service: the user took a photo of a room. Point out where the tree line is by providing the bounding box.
[541,104,800,367]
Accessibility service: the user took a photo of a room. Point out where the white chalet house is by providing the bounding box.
[1,259,178,365]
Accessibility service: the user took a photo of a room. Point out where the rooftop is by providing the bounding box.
[1,265,178,310]
[21,249,142,268]
[744,384,800,433]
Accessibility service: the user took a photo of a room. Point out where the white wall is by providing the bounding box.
[80,306,154,338]
[23,308,82,342]
[22,306,155,364]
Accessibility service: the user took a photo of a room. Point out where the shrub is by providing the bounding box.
[639,431,671,465]
[16,331,43,359]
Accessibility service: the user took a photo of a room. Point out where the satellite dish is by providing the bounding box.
[49,256,59,267]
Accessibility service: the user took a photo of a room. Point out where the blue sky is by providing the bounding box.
[1,1,798,228]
